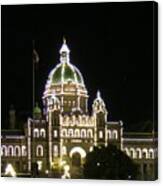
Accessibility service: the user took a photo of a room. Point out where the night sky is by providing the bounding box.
[1,2,157,130]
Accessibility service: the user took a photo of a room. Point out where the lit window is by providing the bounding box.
[40,129,46,138]
[68,129,73,137]
[2,145,7,156]
[54,130,58,138]
[61,129,67,137]
[54,145,58,157]
[62,146,67,155]
[107,130,112,139]
[8,146,14,156]
[36,145,43,157]
[33,128,39,138]
[142,148,148,159]
[112,130,118,139]
[136,148,142,159]
[22,146,27,156]
[149,149,154,159]
[81,129,86,138]
[74,129,80,138]
[99,131,103,139]
[15,146,21,157]
[87,129,93,138]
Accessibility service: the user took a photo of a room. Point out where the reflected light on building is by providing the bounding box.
[5,164,16,177]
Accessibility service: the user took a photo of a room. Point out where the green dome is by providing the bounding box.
[33,104,41,114]
[33,103,42,119]
[49,62,84,85]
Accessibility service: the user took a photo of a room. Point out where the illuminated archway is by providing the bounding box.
[70,147,86,167]
[69,147,86,159]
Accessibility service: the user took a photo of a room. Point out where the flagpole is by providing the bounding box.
[32,40,35,117]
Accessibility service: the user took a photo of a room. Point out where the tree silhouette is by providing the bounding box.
[83,145,139,180]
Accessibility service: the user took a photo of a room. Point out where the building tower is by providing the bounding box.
[42,38,89,170]
[92,91,108,146]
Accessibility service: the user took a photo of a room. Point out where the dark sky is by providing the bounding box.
[1,2,157,130]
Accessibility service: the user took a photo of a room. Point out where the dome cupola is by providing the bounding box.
[43,38,88,114]
[46,38,85,86]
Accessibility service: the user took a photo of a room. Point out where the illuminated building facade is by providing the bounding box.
[1,39,157,180]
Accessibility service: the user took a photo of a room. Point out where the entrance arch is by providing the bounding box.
[69,147,86,166]
[72,152,81,166]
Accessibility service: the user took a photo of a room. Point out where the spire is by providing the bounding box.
[59,37,70,55]
[63,36,66,44]
[97,90,101,99]
[59,37,70,64]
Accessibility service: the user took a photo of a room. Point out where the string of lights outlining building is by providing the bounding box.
[1,38,157,180]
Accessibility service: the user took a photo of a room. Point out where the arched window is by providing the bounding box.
[15,146,21,157]
[33,128,39,138]
[40,129,46,138]
[36,145,43,157]
[142,148,148,159]
[149,148,154,159]
[68,129,73,137]
[8,146,14,156]
[107,130,112,139]
[112,130,118,139]
[22,145,27,156]
[81,129,86,138]
[87,129,93,138]
[74,129,80,138]
[1,145,7,156]
[136,148,142,159]
[62,146,67,155]
[62,129,67,137]
[130,148,136,159]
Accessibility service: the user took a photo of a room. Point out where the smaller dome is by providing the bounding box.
[33,103,42,119]
[33,103,41,114]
